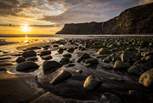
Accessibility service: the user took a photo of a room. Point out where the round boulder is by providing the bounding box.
[58,48,64,54]
[60,57,70,65]
[40,50,51,56]
[113,60,130,71]
[16,57,25,63]
[16,61,39,72]
[43,60,61,74]
[26,56,38,62]
[97,48,110,55]
[50,69,72,85]
[63,53,72,58]
[22,50,37,58]
[139,68,153,88]
[84,58,98,68]
[83,75,101,91]
[41,55,52,60]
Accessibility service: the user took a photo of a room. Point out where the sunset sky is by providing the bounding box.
[0,0,152,35]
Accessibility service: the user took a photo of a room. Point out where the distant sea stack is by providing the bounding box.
[57,3,153,34]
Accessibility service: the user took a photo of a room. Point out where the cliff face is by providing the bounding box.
[57,22,102,34]
[57,3,153,34]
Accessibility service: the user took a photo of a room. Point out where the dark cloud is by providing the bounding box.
[0,0,20,15]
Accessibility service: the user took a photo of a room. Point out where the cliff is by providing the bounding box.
[56,3,153,34]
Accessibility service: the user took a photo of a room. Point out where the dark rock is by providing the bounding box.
[40,50,51,56]
[43,61,61,74]
[65,63,75,67]
[41,55,52,60]
[77,53,90,63]
[26,56,38,62]
[58,48,64,54]
[16,56,25,63]
[113,60,130,71]
[103,54,116,63]
[67,48,75,53]
[53,44,59,48]
[50,69,72,85]
[16,61,39,72]
[43,45,50,50]
[22,50,37,58]
[60,57,70,65]
[99,92,122,103]
[128,55,153,75]
[97,48,110,55]
[63,53,72,58]
[120,50,138,64]
[84,58,99,68]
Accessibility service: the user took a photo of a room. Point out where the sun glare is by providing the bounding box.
[21,24,31,33]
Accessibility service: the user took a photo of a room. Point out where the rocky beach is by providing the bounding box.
[0,36,153,103]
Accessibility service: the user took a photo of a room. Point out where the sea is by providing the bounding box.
[0,34,153,53]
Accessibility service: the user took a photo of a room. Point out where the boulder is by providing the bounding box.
[97,48,110,55]
[16,61,39,72]
[16,56,25,63]
[113,60,130,71]
[26,56,38,62]
[63,53,72,58]
[83,75,101,91]
[22,50,37,58]
[43,61,61,74]
[128,55,153,76]
[84,58,99,68]
[120,50,139,64]
[139,68,153,88]
[40,50,51,56]
[77,53,90,63]
[58,48,64,54]
[41,55,52,60]
[50,69,72,85]
[67,47,75,53]
[60,57,70,65]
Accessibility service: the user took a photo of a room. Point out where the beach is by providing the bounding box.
[0,35,153,103]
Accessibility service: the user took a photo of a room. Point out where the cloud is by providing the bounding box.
[0,0,20,15]
[41,0,140,24]
[0,0,152,25]
[141,0,153,4]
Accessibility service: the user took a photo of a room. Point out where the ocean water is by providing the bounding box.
[0,37,61,52]
[0,34,153,52]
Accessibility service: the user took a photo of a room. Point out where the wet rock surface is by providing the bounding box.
[1,37,153,103]
[16,61,39,72]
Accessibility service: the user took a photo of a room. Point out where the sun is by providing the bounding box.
[21,24,31,33]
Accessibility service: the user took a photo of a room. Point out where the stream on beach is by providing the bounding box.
[0,35,153,103]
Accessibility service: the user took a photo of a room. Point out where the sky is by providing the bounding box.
[0,0,152,35]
